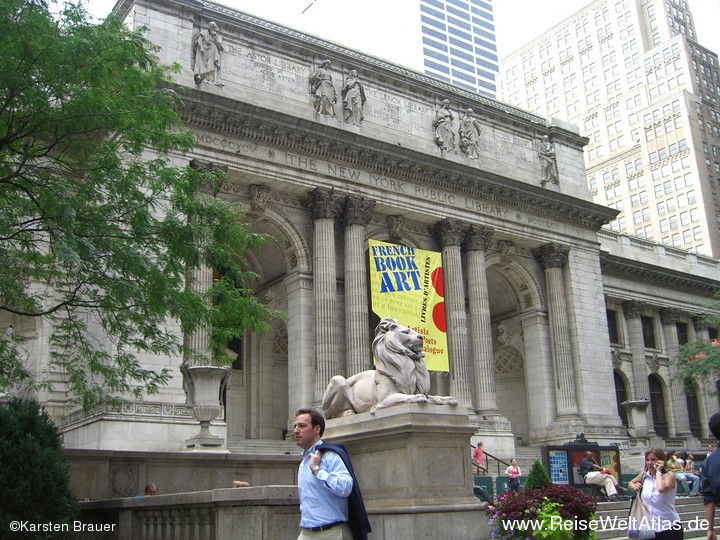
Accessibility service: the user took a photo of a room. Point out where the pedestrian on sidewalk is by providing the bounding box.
[628,448,683,540]
[701,412,720,540]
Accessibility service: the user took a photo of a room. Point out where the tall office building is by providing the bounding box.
[419,0,499,97]
[499,0,720,256]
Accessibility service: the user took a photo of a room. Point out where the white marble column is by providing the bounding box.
[532,243,578,419]
[660,308,692,438]
[285,272,315,417]
[342,195,375,376]
[306,188,342,400]
[183,264,213,364]
[464,224,500,415]
[433,218,472,408]
[622,300,654,434]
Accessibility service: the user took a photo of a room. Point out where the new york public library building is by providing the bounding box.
[35,0,720,537]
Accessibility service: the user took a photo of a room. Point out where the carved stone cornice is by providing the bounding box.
[177,95,618,231]
[601,253,720,295]
[532,243,569,269]
[464,224,494,252]
[433,218,465,247]
[305,188,342,220]
[342,195,375,227]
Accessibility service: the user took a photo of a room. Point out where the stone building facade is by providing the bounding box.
[32,0,720,457]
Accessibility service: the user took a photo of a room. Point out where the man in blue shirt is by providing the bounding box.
[702,412,720,540]
[294,407,354,540]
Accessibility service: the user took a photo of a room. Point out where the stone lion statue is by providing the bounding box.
[322,318,458,419]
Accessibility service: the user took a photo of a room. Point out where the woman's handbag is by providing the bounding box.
[628,475,656,539]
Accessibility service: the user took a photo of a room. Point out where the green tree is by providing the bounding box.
[672,294,720,391]
[0,398,77,538]
[0,0,278,408]
[524,459,551,490]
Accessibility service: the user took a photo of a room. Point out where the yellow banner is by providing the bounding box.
[368,239,448,371]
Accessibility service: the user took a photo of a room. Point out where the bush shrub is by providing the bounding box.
[525,459,552,489]
[486,483,597,540]
[0,397,77,538]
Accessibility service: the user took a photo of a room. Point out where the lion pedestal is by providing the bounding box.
[324,403,487,540]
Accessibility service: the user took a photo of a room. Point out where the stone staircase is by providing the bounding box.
[594,496,715,540]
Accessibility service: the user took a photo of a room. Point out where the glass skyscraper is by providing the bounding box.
[419,0,498,97]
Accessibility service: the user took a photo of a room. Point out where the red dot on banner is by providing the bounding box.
[431,268,444,297]
[432,302,446,333]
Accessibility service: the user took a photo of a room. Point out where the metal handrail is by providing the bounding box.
[472,446,511,476]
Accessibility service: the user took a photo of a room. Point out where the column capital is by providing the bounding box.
[306,188,342,220]
[341,195,375,227]
[464,224,494,252]
[693,314,708,332]
[622,299,645,319]
[532,243,569,269]
[432,218,465,247]
[659,307,682,326]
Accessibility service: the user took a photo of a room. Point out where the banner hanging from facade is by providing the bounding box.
[368,239,448,371]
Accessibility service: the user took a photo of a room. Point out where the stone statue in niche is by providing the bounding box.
[322,318,458,419]
[341,69,366,125]
[309,59,337,116]
[193,22,223,86]
[433,99,455,151]
[538,135,559,186]
[459,108,482,160]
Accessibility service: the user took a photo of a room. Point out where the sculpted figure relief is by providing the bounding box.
[341,69,366,125]
[309,59,337,116]
[538,135,559,186]
[459,108,482,160]
[322,318,458,419]
[433,99,455,151]
[193,22,223,85]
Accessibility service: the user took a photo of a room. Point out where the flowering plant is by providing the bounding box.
[486,484,598,540]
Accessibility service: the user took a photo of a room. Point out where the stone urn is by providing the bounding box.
[181,363,231,449]
[621,398,651,439]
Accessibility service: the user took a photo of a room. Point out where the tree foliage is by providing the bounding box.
[673,291,720,392]
[0,0,279,407]
[524,459,551,490]
[0,397,78,538]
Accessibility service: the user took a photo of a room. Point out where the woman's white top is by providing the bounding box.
[640,470,681,532]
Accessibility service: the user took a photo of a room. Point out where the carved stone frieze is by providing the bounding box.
[387,215,406,243]
[249,184,270,214]
[646,353,660,373]
[179,96,616,231]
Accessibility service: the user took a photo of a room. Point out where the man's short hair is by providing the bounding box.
[296,407,325,437]
[709,412,720,441]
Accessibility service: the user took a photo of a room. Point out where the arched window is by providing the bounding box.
[685,382,701,438]
[614,370,629,427]
[649,374,668,438]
